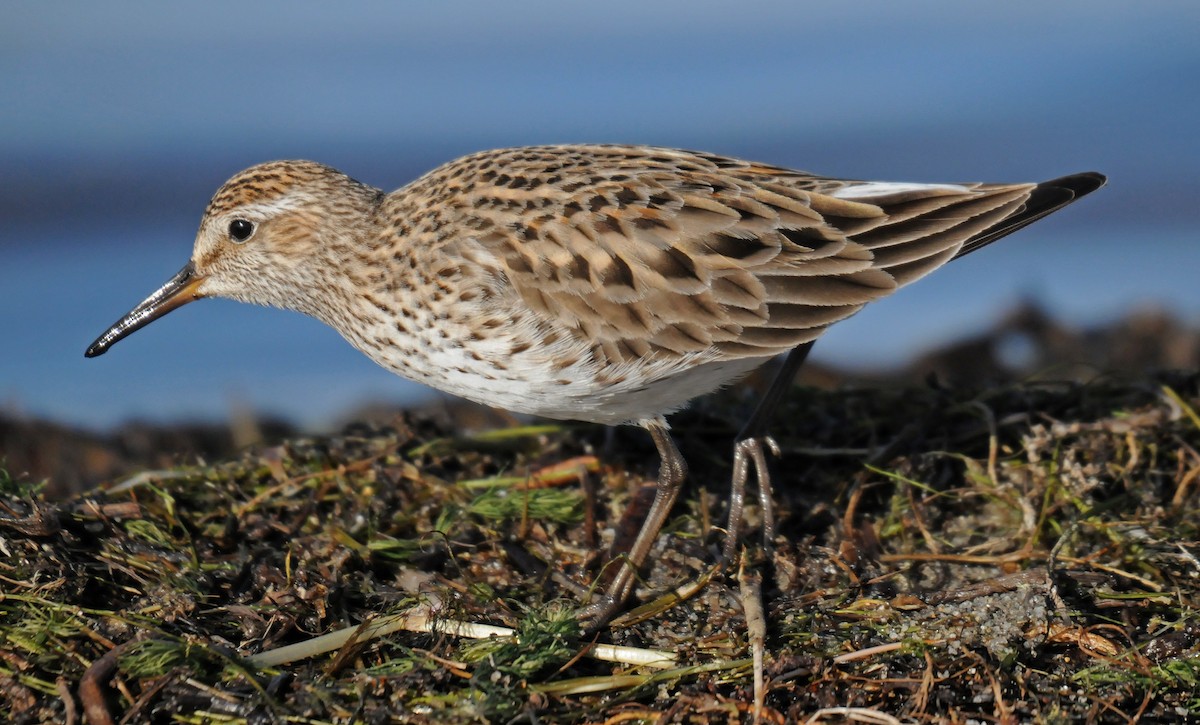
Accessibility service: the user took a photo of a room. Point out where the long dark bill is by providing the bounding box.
[85,262,205,358]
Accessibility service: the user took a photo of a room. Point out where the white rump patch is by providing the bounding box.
[831,181,970,200]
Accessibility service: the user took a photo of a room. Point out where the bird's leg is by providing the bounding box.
[723,341,814,562]
[580,417,686,629]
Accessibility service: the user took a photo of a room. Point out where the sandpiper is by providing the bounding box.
[86,145,1105,625]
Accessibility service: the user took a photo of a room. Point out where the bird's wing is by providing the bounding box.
[442,146,1040,364]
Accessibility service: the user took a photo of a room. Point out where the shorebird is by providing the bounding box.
[86,145,1105,625]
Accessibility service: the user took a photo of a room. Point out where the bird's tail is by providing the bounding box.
[954,171,1107,259]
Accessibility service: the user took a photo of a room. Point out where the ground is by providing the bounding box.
[2,371,1200,723]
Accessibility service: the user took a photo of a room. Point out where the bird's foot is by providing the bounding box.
[723,434,781,563]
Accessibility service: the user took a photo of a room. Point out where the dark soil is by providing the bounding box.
[3,369,1200,723]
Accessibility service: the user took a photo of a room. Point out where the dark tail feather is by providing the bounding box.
[954,171,1106,259]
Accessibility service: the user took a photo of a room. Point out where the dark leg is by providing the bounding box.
[580,417,686,629]
[724,341,814,562]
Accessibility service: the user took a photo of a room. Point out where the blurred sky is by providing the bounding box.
[1,0,1197,429]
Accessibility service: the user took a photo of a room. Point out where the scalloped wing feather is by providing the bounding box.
[393,146,1099,378]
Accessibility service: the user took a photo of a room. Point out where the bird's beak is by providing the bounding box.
[85,261,206,358]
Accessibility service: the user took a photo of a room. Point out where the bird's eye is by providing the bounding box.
[228,219,255,243]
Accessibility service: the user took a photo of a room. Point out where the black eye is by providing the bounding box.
[228,219,255,242]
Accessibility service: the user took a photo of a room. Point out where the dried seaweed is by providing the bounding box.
[2,372,1199,722]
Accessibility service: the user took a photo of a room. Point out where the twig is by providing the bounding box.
[248,602,677,670]
[738,553,767,724]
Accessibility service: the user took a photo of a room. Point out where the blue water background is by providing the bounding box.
[1,1,1196,429]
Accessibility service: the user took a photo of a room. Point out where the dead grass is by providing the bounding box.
[2,372,1199,723]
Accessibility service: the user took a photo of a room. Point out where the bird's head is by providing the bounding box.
[86,160,380,357]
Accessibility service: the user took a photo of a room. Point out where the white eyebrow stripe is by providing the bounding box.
[215,193,308,224]
[243,195,305,218]
[830,181,971,200]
